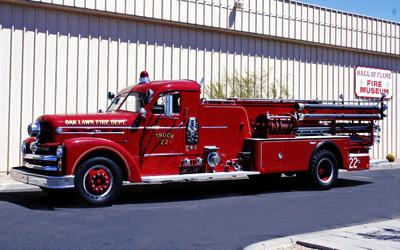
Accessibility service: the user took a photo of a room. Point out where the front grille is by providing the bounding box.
[25,159,55,166]
[23,154,59,172]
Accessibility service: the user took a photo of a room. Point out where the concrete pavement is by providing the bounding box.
[245,218,400,250]
[0,173,39,193]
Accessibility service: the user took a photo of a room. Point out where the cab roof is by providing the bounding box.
[120,80,201,94]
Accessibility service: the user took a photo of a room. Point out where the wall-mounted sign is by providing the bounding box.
[355,66,392,99]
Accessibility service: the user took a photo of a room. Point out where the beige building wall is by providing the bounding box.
[0,0,399,172]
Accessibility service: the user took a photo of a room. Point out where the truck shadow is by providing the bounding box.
[0,177,372,210]
[116,177,371,204]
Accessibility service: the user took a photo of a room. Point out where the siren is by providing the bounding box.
[138,71,150,84]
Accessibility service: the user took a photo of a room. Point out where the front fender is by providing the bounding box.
[62,137,141,182]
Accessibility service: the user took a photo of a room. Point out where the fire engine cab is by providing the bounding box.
[11,74,387,205]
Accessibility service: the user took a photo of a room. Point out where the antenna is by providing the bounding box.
[198,77,205,88]
[339,94,344,104]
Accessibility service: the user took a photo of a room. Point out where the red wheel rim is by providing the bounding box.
[83,165,113,199]
[317,158,333,183]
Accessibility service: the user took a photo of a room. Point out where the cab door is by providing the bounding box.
[139,92,186,175]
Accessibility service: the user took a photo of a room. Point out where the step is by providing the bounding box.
[141,171,260,184]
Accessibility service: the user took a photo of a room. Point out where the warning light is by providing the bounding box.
[138,71,150,84]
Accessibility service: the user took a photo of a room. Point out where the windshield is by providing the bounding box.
[107,92,146,112]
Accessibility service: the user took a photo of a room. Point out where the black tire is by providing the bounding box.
[74,157,123,206]
[309,149,339,189]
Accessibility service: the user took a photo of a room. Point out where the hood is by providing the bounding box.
[39,112,138,129]
[34,112,139,143]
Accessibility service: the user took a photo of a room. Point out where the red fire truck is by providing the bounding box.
[11,74,387,205]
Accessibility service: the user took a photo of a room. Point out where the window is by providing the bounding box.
[152,95,166,114]
[107,92,146,112]
[122,94,142,112]
[172,94,181,113]
[152,93,181,116]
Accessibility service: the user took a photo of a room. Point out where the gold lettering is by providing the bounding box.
[65,119,128,126]
[110,119,127,125]
[95,120,110,125]
[155,133,175,144]
[65,120,77,125]
[82,120,95,125]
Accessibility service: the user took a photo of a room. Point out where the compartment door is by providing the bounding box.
[260,140,314,173]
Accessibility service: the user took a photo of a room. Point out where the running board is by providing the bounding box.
[141,171,260,184]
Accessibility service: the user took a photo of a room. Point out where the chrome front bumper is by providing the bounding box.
[10,167,74,189]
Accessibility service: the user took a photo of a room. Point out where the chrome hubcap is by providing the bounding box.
[317,158,334,183]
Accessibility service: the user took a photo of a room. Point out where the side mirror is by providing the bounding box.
[143,89,154,104]
[146,89,154,99]
[139,107,147,118]
[107,91,115,100]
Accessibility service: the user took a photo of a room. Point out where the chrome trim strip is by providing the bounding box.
[24,154,58,162]
[141,171,260,183]
[143,153,184,157]
[60,126,131,130]
[349,153,370,157]
[202,99,235,104]
[61,131,125,135]
[59,126,185,130]
[247,136,349,141]
[10,168,74,189]
[25,162,58,172]
[201,126,228,129]
[134,126,185,130]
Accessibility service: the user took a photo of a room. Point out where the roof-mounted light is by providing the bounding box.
[138,71,150,84]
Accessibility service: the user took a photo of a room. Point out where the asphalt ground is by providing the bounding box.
[0,169,399,250]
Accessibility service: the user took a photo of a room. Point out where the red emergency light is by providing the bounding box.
[139,71,150,84]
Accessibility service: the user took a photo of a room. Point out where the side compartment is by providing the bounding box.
[243,137,350,174]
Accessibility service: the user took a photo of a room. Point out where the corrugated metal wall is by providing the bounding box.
[0,0,399,172]
[30,0,400,55]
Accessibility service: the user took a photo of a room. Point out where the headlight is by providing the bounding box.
[55,127,63,134]
[27,121,41,137]
[56,145,64,159]
[21,142,28,154]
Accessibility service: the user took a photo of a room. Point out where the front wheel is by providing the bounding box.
[74,157,123,206]
[310,149,339,189]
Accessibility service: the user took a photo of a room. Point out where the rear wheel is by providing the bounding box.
[74,157,123,206]
[309,149,339,189]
